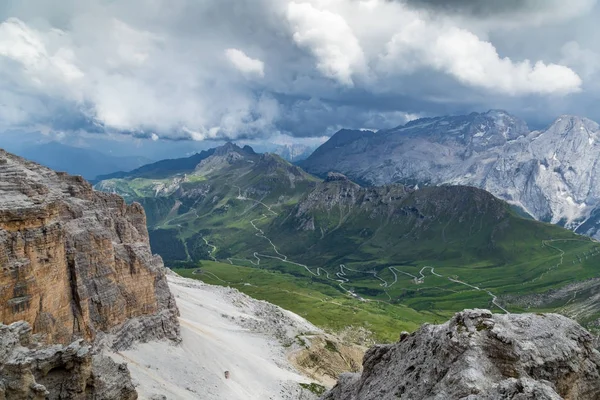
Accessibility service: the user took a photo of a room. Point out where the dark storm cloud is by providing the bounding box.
[0,0,597,149]
[398,0,595,17]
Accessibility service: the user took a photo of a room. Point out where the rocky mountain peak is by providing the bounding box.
[388,110,529,148]
[213,141,245,156]
[242,144,256,154]
[301,110,600,239]
[196,142,257,174]
[0,149,181,398]
[322,309,600,400]
[545,115,600,138]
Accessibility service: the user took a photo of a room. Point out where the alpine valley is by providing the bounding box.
[94,139,600,343]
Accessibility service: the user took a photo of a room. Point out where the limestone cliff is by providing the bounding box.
[0,321,137,400]
[322,310,600,400]
[0,149,179,348]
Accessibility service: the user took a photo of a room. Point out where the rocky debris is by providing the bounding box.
[0,321,137,400]
[171,274,319,345]
[325,172,350,182]
[321,309,600,400]
[302,111,600,239]
[0,149,180,347]
[289,335,365,387]
[113,274,325,400]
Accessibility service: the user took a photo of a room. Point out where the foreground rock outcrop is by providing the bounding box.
[322,309,600,400]
[0,149,179,347]
[0,149,181,398]
[0,321,137,400]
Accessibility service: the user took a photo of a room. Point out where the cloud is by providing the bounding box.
[225,48,265,78]
[561,41,600,79]
[0,18,84,92]
[381,17,582,95]
[286,1,365,86]
[0,0,596,148]
[400,0,596,23]
[0,7,279,140]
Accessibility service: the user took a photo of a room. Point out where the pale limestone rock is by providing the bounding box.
[322,309,600,400]
[0,321,137,400]
[302,111,600,239]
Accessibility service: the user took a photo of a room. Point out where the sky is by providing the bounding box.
[0,0,599,156]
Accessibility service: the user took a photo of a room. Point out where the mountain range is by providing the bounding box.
[4,146,600,399]
[94,142,600,341]
[301,110,600,240]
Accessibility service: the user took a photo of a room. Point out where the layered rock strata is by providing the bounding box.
[0,149,179,347]
[0,149,182,398]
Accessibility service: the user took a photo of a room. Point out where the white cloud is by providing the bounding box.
[0,11,278,139]
[0,18,84,88]
[225,48,265,78]
[151,133,159,141]
[381,17,582,95]
[0,0,594,144]
[286,1,366,86]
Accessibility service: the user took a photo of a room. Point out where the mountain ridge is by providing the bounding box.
[301,110,600,239]
[94,143,600,340]
[94,147,217,182]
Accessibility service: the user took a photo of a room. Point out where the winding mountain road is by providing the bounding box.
[196,186,582,314]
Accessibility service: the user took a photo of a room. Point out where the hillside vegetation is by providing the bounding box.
[95,143,600,341]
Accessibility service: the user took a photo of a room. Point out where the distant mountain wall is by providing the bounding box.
[302,111,600,239]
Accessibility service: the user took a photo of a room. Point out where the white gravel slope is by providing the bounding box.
[109,274,320,400]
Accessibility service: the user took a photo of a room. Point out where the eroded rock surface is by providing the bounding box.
[0,149,179,347]
[322,309,600,400]
[0,321,137,400]
[0,149,182,398]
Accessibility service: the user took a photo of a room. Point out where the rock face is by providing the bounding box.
[273,143,317,162]
[321,310,600,400]
[0,321,137,400]
[0,149,180,347]
[302,111,600,239]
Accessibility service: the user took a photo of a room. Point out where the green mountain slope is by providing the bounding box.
[94,144,600,341]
